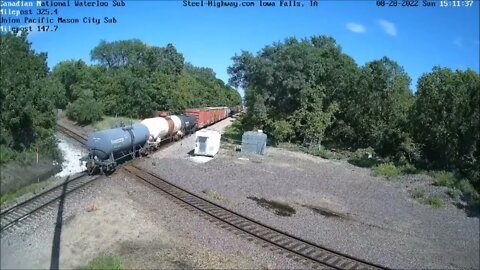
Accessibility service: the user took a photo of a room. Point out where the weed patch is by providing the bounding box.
[0,181,51,208]
[424,196,444,208]
[77,256,123,270]
[372,162,401,178]
[431,171,456,188]
[411,189,444,208]
[446,189,461,200]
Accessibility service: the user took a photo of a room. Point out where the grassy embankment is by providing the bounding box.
[0,181,52,208]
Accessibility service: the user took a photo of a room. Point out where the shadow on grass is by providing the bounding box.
[347,157,382,168]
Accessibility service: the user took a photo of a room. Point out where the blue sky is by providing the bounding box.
[4,0,479,94]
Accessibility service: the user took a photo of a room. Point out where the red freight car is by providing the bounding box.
[185,108,211,129]
[207,107,227,122]
[185,107,229,129]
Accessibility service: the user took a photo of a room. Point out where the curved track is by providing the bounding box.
[123,164,388,270]
[56,123,87,145]
[0,173,98,234]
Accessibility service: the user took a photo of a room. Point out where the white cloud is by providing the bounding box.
[346,22,366,33]
[453,37,463,48]
[378,20,397,36]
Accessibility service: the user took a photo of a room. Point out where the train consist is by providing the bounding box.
[84,106,243,174]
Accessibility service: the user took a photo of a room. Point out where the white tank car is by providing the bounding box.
[141,117,169,142]
[169,115,181,133]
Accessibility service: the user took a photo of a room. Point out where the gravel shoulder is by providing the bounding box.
[0,118,305,269]
[2,117,478,269]
[134,118,480,269]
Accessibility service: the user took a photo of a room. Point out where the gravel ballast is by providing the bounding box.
[2,117,478,269]
[133,118,480,269]
[0,118,306,269]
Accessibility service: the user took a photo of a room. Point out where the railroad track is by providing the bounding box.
[123,165,387,270]
[56,124,87,146]
[0,172,98,234]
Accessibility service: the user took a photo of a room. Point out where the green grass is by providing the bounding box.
[411,189,444,208]
[77,256,123,270]
[424,196,444,208]
[0,181,51,208]
[372,162,402,178]
[91,116,142,131]
[426,171,480,210]
[222,120,243,144]
[430,171,457,188]
[446,188,461,200]
[458,179,480,208]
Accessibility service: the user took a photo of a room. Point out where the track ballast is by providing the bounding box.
[123,164,387,270]
[56,123,88,146]
[0,172,98,234]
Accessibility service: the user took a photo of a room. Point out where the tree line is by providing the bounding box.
[228,36,479,191]
[0,33,241,164]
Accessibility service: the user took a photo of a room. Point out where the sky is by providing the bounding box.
[3,0,479,95]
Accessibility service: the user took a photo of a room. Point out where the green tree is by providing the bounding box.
[0,33,60,162]
[229,36,352,144]
[412,67,480,188]
[351,57,414,158]
[66,89,103,125]
[51,60,89,104]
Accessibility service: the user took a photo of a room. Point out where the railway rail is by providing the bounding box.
[56,123,87,145]
[123,164,388,270]
[0,172,98,234]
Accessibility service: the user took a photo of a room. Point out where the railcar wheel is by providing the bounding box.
[87,166,96,175]
[86,161,96,175]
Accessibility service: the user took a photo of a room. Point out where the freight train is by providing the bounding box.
[83,106,243,174]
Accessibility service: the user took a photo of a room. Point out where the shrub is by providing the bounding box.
[271,120,294,143]
[399,163,420,174]
[431,171,456,188]
[446,189,460,200]
[458,179,480,206]
[0,145,15,164]
[353,147,375,160]
[372,162,401,178]
[67,93,103,125]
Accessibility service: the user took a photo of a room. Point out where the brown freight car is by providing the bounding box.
[185,108,211,129]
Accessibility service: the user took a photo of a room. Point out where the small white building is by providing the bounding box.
[194,130,221,157]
